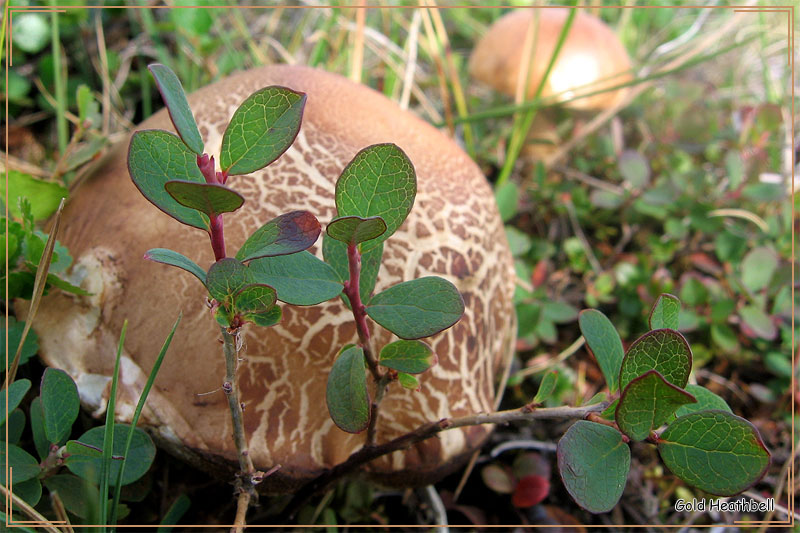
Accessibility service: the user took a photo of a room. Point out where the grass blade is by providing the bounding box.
[157,493,191,532]
[109,314,182,527]
[3,198,66,389]
[100,320,127,527]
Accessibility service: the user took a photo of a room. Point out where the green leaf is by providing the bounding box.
[397,372,419,390]
[378,340,436,374]
[672,384,732,420]
[66,425,156,486]
[619,329,692,392]
[542,302,579,324]
[14,478,42,507]
[30,397,49,460]
[77,84,100,126]
[649,293,680,330]
[615,370,696,441]
[1,318,38,369]
[41,368,80,445]
[2,170,68,221]
[658,411,771,496]
[0,379,31,426]
[164,180,244,217]
[618,150,650,188]
[322,234,383,306]
[557,421,630,513]
[741,246,778,292]
[144,248,206,285]
[235,210,321,262]
[326,346,370,433]
[43,474,100,519]
[248,251,342,305]
[533,370,558,405]
[578,310,624,393]
[148,64,204,155]
[5,409,26,444]
[334,143,416,251]
[206,258,250,304]
[366,277,464,340]
[158,493,192,532]
[12,13,49,53]
[234,283,277,315]
[220,86,306,175]
[128,130,209,230]
[244,305,282,327]
[326,216,387,246]
[600,398,618,420]
[739,306,777,340]
[0,443,40,484]
[495,181,519,222]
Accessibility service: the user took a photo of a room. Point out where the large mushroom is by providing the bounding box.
[469,8,633,110]
[19,65,516,491]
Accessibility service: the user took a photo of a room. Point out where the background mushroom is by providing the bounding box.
[18,65,517,492]
[469,8,633,111]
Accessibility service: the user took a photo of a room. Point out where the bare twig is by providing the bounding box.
[221,328,261,533]
[563,195,603,274]
[281,402,606,521]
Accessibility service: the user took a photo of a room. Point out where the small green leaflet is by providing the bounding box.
[672,384,732,420]
[236,211,321,263]
[532,370,558,405]
[397,372,419,390]
[164,180,244,217]
[148,64,204,155]
[326,346,370,433]
[0,379,31,426]
[0,443,40,485]
[220,86,306,175]
[66,425,156,487]
[378,340,436,374]
[649,293,680,330]
[144,248,206,285]
[326,216,387,246]
[43,474,100,519]
[366,277,464,340]
[334,144,416,252]
[244,305,282,327]
[2,170,67,221]
[578,310,624,393]
[128,130,209,230]
[658,411,770,496]
[615,370,696,441]
[557,421,630,514]
[248,251,342,306]
[234,284,277,315]
[322,234,383,306]
[206,258,251,304]
[41,368,80,445]
[619,329,692,392]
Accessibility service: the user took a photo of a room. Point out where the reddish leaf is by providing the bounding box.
[512,475,550,508]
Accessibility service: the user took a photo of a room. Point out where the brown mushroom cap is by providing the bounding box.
[469,8,633,110]
[20,65,516,491]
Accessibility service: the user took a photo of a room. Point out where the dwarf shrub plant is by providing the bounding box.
[555,294,771,513]
[126,64,464,527]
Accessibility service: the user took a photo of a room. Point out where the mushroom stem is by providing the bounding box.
[221,327,257,532]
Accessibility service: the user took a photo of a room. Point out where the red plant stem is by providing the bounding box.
[209,215,226,262]
[197,154,227,262]
[343,243,381,380]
